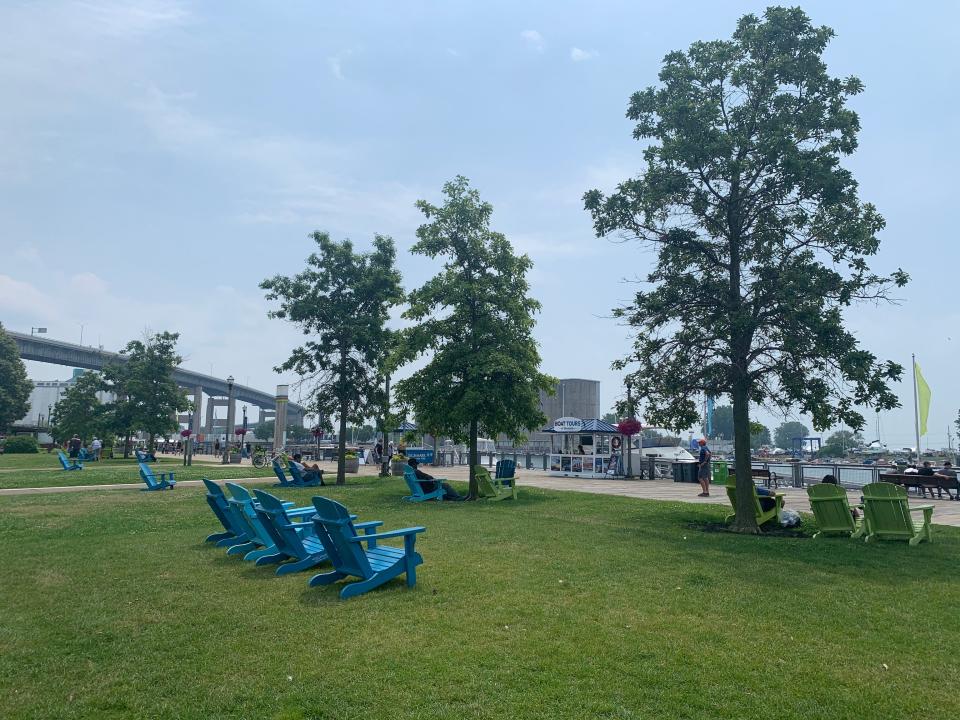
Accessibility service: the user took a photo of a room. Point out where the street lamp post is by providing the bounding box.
[222,376,235,465]
[242,405,248,458]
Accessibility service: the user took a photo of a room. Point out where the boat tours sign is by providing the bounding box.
[552,417,584,433]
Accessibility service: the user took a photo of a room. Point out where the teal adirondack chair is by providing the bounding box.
[724,479,783,525]
[308,496,426,599]
[201,477,247,545]
[287,461,323,487]
[475,465,517,501]
[138,462,175,490]
[807,482,864,539]
[57,451,82,471]
[402,465,444,502]
[861,482,934,545]
[223,483,308,563]
[252,489,347,575]
[272,460,294,487]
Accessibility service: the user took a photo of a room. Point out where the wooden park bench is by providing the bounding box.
[879,473,958,500]
[728,466,781,488]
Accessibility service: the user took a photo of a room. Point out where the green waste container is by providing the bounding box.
[672,461,698,483]
[711,460,728,485]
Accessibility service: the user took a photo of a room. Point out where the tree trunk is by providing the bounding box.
[730,368,760,533]
[337,399,348,486]
[468,417,479,499]
[123,432,130,459]
[148,432,155,454]
[379,374,391,478]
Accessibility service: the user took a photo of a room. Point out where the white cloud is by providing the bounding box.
[520,30,545,53]
[570,47,598,62]
[327,56,344,80]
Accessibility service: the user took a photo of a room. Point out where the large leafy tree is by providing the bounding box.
[820,429,863,458]
[254,420,275,441]
[0,322,32,432]
[261,232,403,485]
[750,424,771,449]
[584,7,906,532]
[100,360,138,458]
[49,372,107,444]
[123,332,189,451]
[712,405,734,440]
[396,176,555,498]
[774,420,811,450]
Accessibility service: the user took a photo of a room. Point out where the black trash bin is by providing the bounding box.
[672,461,699,483]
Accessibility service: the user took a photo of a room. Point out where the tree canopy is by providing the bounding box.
[49,372,106,443]
[121,332,188,450]
[396,176,555,497]
[774,421,811,450]
[261,232,403,485]
[0,322,32,432]
[584,7,905,531]
[819,429,863,458]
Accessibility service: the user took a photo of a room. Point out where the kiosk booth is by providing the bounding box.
[545,417,623,478]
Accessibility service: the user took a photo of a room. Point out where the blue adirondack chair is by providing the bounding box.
[402,464,444,502]
[134,449,156,463]
[287,461,323,487]
[57,450,82,471]
[201,478,248,545]
[224,483,315,563]
[253,489,366,575]
[138,462,175,490]
[308,496,426,599]
[495,459,517,487]
[272,460,295,487]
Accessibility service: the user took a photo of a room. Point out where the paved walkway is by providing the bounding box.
[3,461,959,527]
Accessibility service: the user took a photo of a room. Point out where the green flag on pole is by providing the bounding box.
[914,361,931,436]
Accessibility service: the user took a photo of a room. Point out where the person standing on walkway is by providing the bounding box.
[696,439,711,497]
[91,437,102,461]
[68,434,82,459]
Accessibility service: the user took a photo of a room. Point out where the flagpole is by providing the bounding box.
[912,353,922,465]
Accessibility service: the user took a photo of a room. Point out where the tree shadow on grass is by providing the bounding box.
[649,506,958,586]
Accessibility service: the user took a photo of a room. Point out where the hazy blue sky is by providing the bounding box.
[1,1,957,448]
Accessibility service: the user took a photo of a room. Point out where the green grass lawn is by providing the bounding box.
[0,453,275,489]
[1,477,957,719]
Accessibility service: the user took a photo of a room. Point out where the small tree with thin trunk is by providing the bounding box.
[584,7,906,532]
[122,332,188,452]
[49,371,107,444]
[261,232,403,485]
[396,176,555,498]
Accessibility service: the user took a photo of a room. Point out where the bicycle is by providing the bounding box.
[252,448,288,469]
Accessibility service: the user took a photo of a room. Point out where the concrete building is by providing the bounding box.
[13,369,96,429]
[498,378,601,451]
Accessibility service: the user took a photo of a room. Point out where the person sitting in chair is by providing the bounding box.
[819,474,859,518]
[291,453,325,485]
[408,458,465,501]
[754,483,779,513]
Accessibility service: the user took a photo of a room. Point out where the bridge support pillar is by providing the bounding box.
[274,385,289,449]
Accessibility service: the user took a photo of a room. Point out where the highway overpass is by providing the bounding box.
[9,330,306,432]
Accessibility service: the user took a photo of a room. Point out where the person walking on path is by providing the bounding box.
[696,439,711,497]
[91,437,102,461]
[68,434,82,459]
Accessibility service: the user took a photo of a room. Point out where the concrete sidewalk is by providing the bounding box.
[3,461,959,527]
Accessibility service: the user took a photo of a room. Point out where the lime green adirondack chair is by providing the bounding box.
[725,479,783,526]
[474,465,517,501]
[806,483,863,539]
[861,482,934,545]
